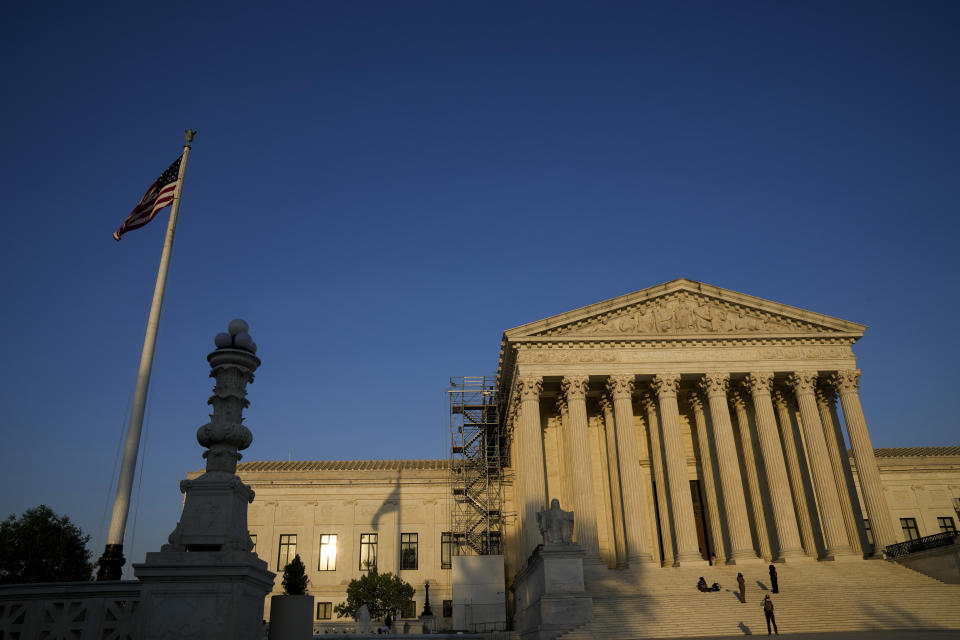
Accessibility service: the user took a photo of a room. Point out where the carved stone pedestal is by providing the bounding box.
[512,544,593,640]
[135,551,274,640]
[133,321,276,640]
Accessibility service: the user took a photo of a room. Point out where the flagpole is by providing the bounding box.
[97,129,197,581]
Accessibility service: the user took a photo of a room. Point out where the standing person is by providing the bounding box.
[762,595,778,635]
[769,564,779,593]
[737,572,746,603]
[385,613,393,633]
[710,553,717,566]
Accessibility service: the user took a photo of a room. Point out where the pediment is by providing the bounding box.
[505,279,865,340]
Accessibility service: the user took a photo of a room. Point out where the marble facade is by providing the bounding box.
[498,279,907,581]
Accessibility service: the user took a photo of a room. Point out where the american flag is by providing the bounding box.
[113,155,183,241]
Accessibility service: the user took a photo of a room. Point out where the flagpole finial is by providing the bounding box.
[184,129,197,145]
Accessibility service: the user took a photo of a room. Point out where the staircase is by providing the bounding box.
[559,559,960,639]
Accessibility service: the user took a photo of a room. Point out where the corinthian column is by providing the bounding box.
[516,375,546,563]
[816,382,866,556]
[562,375,602,562]
[729,388,771,561]
[688,391,725,564]
[787,371,852,558]
[772,387,822,558]
[831,370,899,554]
[744,373,804,560]
[700,373,756,562]
[599,394,628,568]
[642,392,674,566]
[606,377,655,566]
[653,374,704,565]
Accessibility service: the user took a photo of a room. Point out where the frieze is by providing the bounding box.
[518,344,852,364]
[536,291,831,337]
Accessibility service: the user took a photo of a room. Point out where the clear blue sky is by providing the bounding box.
[1,1,957,575]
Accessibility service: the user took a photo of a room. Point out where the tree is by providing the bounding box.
[0,505,93,584]
[334,568,414,620]
[281,554,309,595]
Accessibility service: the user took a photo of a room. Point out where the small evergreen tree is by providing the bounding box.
[334,568,414,620]
[281,554,309,595]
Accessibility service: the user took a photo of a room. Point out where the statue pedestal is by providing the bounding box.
[419,613,435,634]
[511,544,592,640]
[134,472,274,640]
[134,550,274,640]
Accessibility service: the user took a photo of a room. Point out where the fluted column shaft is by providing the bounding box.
[688,392,726,563]
[788,371,851,557]
[744,373,804,560]
[816,384,865,556]
[562,375,601,561]
[653,374,703,564]
[606,376,655,565]
[590,411,617,567]
[643,393,674,565]
[701,373,756,561]
[600,396,627,567]
[832,370,899,553]
[772,389,821,558]
[730,389,772,561]
[516,376,546,562]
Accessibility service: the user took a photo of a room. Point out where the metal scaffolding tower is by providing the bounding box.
[448,376,503,556]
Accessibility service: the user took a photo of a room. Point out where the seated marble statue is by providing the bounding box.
[536,498,575,545]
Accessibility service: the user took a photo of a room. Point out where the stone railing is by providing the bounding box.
[885,530,960,559]
[0,580,142,638]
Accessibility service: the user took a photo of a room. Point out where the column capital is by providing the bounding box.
[555,394,568,418]
[516,375,543,401]
[598,393,613,414]
[561,375,590,400]
[606,374,636,399]
[640,391,657,412]
[700,372,730,397]
[743,372,774,395]
[652,373,681,398]
[831,369,862,394]
[786,370,818,395]
[815,382,837,408]
[687,390,705,412]
[771,386,791,410]
[728,386,749,410]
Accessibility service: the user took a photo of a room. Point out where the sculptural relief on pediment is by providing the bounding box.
[536,292,829,337]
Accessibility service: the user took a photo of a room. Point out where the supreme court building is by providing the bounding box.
[240,279,960,633]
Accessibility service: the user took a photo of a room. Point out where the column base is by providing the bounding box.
[674,552,709,567]
[725,552,765,565]
[774,548,812,563]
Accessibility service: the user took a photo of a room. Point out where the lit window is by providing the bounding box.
[317,602,332,620]
[863,519,873,546]
[938,516,957,533]
[401,600,417,619]
[900,518,920,541]
[277,534,297,571]
[441,532,456,570]
[319,534,337,571]
[360,533,378,571]
[442,600,453,618]
[401,533,418,570]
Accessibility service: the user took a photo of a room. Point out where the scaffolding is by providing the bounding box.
[448,376,503,556]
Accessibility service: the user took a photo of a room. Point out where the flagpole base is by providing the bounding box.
[96,543,126,581]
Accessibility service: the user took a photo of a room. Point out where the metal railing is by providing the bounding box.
[884,530,960,559]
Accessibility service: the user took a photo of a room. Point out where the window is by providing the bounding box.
[441,532,456,570]
[938,516,957,533]
[442,600,453,618]
[316,602,332,620]
[400,533,418,570]
[900,518,920,541]
[863,519,873,546]
[360,533,378,571]
[401,600,417,619]
[249,533,257,553]
[277,534,297,570]
[319,534,337,571]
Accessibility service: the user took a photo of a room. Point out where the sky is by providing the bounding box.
[1,1,957,577]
